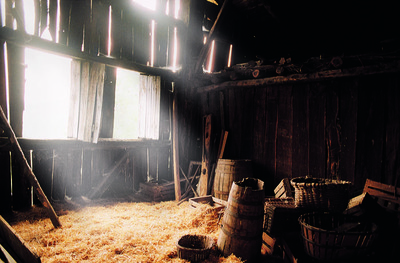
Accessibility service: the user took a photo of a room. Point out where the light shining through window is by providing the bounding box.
[113,68,140,139]
[23,48,72,139]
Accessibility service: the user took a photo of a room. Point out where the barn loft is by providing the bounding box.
[1,0,400,262]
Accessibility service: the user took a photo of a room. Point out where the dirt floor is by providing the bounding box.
[3,197,281,263]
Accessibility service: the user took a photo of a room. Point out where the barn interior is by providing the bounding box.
[1,0,400,262]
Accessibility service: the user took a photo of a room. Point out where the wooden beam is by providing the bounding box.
[0,216,41,263]
[0,27,175,78]
[197,60,400,93]
[193,0,230,73]
[0,106,61,228]
[172,89,181,201]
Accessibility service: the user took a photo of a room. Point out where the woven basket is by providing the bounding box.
[291,177,352,211]
[176,234,214,262]
[299,212,378,261]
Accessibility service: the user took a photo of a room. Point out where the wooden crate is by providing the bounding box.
[261,232,297,263]
[139,181,175,202]
[274,178,293,198]
[261,232,276,256]
[363,179,400,204]
[344,192,383,217]
[189,195,226,212]
[363,179,400,225]
[264,198,304,236]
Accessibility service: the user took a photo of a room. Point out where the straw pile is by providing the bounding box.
[7,199,244,263]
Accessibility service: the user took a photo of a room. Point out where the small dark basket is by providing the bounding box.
[291,177,352,211]
[176,234,214,262]
[298,212,378,261]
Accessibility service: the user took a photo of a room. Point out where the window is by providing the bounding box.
[113,69,160,140]
[23,48,72,139]
[113,68,140,139]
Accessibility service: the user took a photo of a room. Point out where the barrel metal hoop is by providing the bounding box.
[228,196,264,206]
[220,225,262,240]
[224,207,264,220]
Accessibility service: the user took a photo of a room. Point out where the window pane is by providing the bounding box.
[23,48,72,139]
[113,68,140,139]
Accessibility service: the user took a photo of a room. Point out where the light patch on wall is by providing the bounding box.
[23,48,72,139]
[132,0,156,11]
[107,5,112,56]
[227,44,233,67]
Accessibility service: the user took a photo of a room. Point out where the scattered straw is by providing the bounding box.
[8,200,244,263]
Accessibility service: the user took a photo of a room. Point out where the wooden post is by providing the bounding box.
[0,106,61,228]
[199,114,212,196]
[172,88,181,201]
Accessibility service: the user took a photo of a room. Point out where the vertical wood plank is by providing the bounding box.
[99,66,116,138]
[241,87,255,158]
[33,0,40,36]
[11,150,31,210]
[226,88,244,158]
[338,79,358,183]
[355,75,386,189]
[58,0,70,45]
[292,83,309,178]
[65,149,82,198]
[52,149,67,201]
[48,0,58,41]
[275,85,293,184]
[68,60,81,138]
[91,63,105,143]
[67,0,85,50]
[157,146,171,181]
[252,87,267,181]
[32,150,53,200]
[325,83,340,180]
[148,147,158,181]
[172,90,181,200]
[384,76,400,186]
[265,87,278,192]
[0,42,8,116]
[133,14,150,65]
[39,0,48,36]
[110,0,122,59]
[81,149,93,194]
[78,61,90,140]
[92,0,109,56]
[199,114,212,196]
[308,83,326,178]
[0,151,12,213]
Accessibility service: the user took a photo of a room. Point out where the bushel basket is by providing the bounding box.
[299,212,378,261]
[291,177,351,211]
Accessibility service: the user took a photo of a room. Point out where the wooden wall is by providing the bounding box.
[187,72,400,195]
[0,0,182,213]
[0,140,172,213]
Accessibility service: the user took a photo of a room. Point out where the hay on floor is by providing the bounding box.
[7,199,245,263]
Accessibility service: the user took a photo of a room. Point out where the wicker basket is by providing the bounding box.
[291,177,352,211]
[176,234,214,262]
[299,212,378,261]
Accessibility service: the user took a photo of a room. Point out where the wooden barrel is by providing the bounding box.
[217,178,265,262]
[213,159,252,201]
